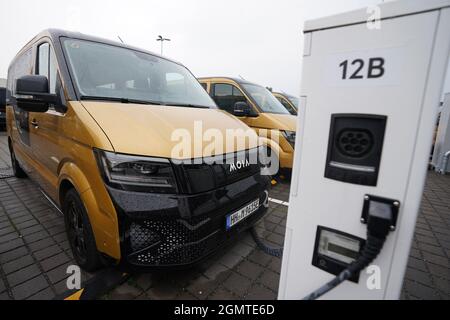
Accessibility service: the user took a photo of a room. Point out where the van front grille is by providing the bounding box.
[125,202,266,267]
[127,217,219,266]
[129,222,160,252]
[173,148,261,194]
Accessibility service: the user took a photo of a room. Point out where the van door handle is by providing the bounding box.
[31,120,39,128]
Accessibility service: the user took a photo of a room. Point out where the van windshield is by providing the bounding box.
[62,38,216,108]
[241,84,289,115]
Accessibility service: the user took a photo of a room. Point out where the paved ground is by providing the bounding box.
[0,132,448,300]
[401,173,450,300]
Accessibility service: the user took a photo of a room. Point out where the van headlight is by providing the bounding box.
[281,130,296,148]
[94,149,177,193]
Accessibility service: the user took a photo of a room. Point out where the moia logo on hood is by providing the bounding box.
[229,158,250,172]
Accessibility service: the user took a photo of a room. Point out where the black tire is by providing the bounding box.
[9,143,27,178]
[63,188,103,272]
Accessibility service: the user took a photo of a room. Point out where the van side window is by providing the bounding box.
[8,48,33,96]
[200,83,207,91]
[38,43,50,79]
[212,84,247,114]
[37,43,58,94]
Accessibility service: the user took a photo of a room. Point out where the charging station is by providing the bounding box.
[279,0,450,299]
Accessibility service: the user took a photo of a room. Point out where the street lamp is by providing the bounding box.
[156,35,171,55]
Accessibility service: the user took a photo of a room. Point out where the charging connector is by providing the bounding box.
[303,196,399,300]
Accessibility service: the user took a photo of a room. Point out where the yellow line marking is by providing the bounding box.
[64,288,84,300]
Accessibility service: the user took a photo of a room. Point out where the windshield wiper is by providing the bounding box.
[80,96,212,109]
[164,103,211,109]
[80,95,164,105]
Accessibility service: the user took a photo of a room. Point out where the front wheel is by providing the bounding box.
[63,189,104,272]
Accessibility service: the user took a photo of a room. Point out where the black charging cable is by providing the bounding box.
[250,227,284,258]
[303,206,395,300]
[250,189,284,258]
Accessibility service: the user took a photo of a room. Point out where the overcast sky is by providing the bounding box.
[0,0,449,98]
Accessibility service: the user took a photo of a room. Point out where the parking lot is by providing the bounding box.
[0,132,448,300]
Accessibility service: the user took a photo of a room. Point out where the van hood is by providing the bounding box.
[81,101,259,159]
[259,113,297,132]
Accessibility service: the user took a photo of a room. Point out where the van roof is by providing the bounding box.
[197,76,260,87]
[273,92,298,99]
[11,28,183,68]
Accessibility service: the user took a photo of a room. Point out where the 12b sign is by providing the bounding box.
[339,57,385,80]
[324,47,403,87]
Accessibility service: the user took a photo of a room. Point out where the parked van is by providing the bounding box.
[6,30,270,271]
[0,87,6,129]
[198,77,297,171]
[272,92,298,116]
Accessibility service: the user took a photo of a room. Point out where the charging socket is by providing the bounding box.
[324,114,387,186]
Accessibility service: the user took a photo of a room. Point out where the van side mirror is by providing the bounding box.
[233,101,251,117]
[15,75,58,113]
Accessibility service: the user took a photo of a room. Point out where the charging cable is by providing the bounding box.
[303,202,395,300]
[250,227,284,258]
[250,190,284,257]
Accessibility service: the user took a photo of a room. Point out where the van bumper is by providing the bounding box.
[106,174,270,269]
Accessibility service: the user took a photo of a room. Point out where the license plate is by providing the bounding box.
[226,199,260,230]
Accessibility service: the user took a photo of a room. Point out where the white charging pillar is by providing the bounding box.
[279,0,450,299]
